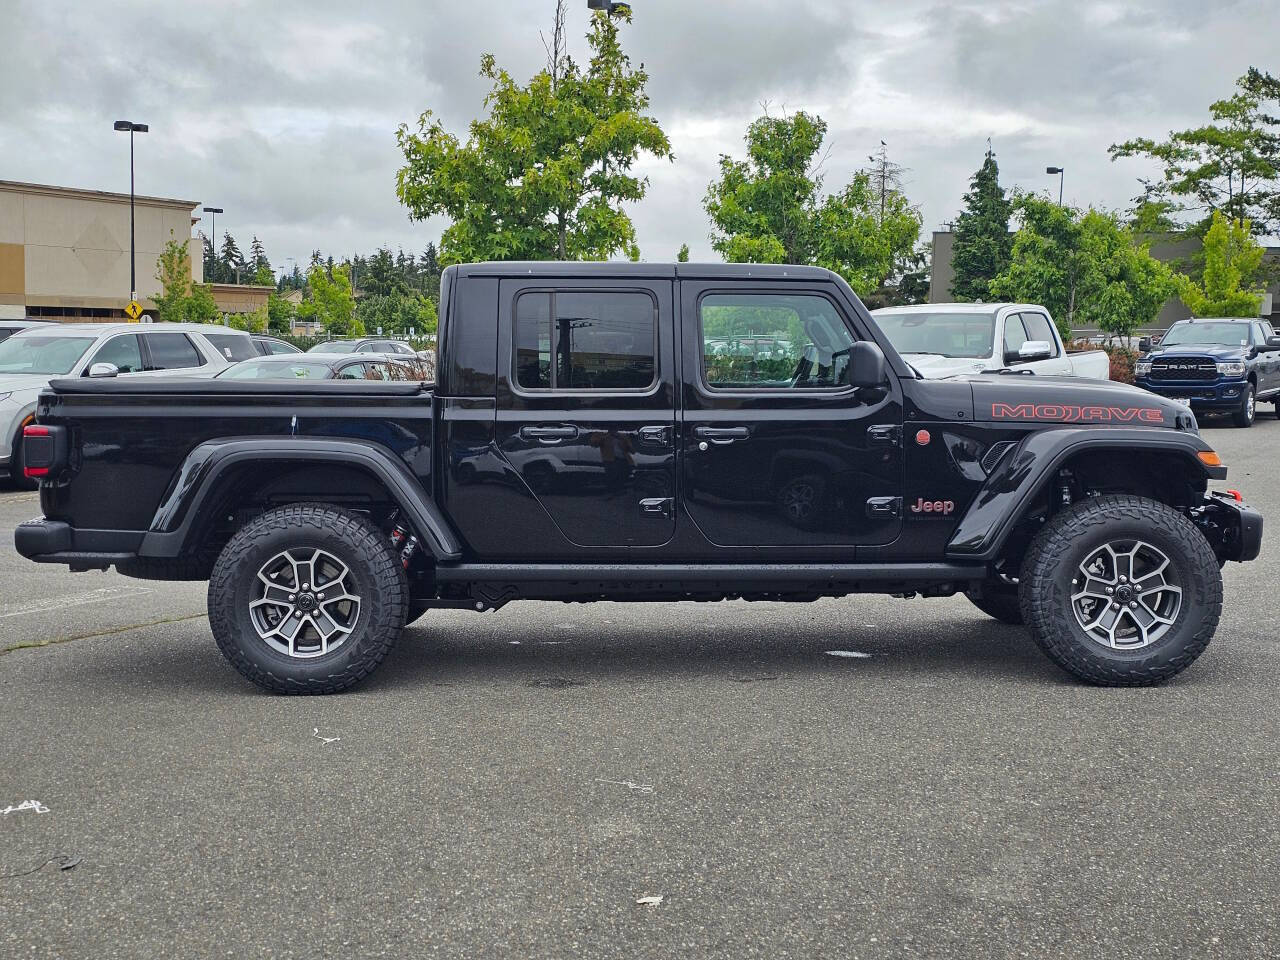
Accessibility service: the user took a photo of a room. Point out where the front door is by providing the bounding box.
[679,282,904,548]
[495,279,677,552]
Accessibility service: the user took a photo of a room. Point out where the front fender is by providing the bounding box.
[947,427,1222,561]
[138,436,462,561]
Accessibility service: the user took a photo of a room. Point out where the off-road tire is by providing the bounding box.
[1273,398,1280,419]
[1233,383,1255,428]
[208,503,407,694]
[966,583,1024,624]
[1020,494,1221,686]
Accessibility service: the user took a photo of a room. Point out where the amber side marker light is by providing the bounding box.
[1197,451,1223,467]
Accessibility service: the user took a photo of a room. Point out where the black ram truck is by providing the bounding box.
[15,263,1263,693]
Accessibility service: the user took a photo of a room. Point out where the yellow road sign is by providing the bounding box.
[125,300,143,321]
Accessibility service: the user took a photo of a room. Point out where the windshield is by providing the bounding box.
[217,360,334,380]
[307,341,358,353]
[0,335,96,375]
[873,311,997,359]
[1158,322,1250,348]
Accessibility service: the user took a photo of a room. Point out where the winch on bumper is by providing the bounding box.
[1192,491,1263,563]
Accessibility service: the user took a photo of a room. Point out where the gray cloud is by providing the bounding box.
[1,0,1272,273]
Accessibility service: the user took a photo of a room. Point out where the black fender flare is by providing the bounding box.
[947,427,1223,561]
[137,437,461,561]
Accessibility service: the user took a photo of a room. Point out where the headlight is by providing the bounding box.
[1217,361,1246,377]
[1134,361,1152,376]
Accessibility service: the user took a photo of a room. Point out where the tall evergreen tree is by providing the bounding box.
[220,233,245,283]
[950,148,1013,302]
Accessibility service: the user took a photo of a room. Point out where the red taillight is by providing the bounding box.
[22,423,56,479]
[1226,489,1244,502]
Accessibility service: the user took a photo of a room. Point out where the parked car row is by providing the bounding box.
[0,323,433,488]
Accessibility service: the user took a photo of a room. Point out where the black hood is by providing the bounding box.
[967,374,1191,429]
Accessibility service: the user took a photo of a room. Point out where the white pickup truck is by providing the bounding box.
[870,303,1111,380]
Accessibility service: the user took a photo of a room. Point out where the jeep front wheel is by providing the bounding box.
[208,503,408,694]
[1020,495,1221,686]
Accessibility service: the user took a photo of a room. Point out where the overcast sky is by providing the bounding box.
[1,0,1274,273]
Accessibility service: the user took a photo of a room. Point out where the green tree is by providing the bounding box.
[705,111,921,298]
[950,147,1012,301]
[220,233,245,283]
[676,243,690,263]
[990,195,1177,341]
[296,264,362,336]
[153,235,219,324]
[228,303,268,333]
[1176,211,1265,317]
[1109,68,1280,235]
[396,4,671,263]
[356,292,438,337]
[364,248,406,297]
[266,291,295,334]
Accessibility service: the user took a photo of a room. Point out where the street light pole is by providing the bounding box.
[114,120,149,301]
[1046,166,1065,205]
[202,207,223,281]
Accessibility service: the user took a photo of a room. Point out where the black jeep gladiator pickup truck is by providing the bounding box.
[15,263,1262,693]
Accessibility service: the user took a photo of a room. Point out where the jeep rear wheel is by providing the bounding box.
[1020,495,1221,686]
[208,503,407,694]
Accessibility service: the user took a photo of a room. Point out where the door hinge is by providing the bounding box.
[865,496,902,518]
[867,424,902,447]
[639,497,674,519]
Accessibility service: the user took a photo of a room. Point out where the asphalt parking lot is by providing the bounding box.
[2,413,1278,960]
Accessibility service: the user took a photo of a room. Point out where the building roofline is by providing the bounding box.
[0,179,200,210]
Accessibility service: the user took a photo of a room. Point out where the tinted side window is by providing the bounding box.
[1019,313,1059,357]
[1003,315,1029,360]
[203,333,257,362]
[336,363,364,379]
[363,362,389,381]
[145,333,205,370]
[699,293,855,390]
[514,291,656,391]
[89,334,143,373]
[0,329,15,343]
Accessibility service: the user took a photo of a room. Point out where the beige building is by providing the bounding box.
[0,179,203,321]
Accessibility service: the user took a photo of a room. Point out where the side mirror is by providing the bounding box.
[87,362,119,378]
[846,341,887,389]
[1138,337,1153,353]
[1267,336,1280,350]
[1017,340,1052,362]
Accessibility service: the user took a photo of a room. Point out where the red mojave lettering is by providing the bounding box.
[990,402,1165,424]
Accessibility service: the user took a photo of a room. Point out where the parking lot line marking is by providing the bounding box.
[0,586,154,620]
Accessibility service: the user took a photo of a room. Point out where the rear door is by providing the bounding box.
[495,278,677,551]
[140,332,213,378]
[679,281,904,548]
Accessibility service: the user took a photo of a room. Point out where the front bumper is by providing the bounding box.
[1136,376,1248,409]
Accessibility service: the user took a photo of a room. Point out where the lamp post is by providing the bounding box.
[587,0,631,14]
[1046,166,1064,205]
[113,120,149,301]
[202,207,223,281]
